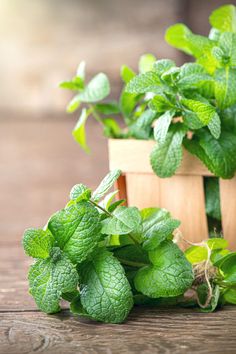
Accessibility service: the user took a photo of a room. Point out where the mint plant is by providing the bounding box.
[23,171,236,322]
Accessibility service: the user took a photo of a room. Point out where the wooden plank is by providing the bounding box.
[1,308,236,354]
[125,173,208,243]
[160,175,208,243]
[220,176,236,250]
[108,139,213,176]
[126,173,161,208]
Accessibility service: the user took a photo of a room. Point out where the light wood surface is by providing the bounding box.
[126,173,208,243]
[220,176,236,250]
[108,139,214,176]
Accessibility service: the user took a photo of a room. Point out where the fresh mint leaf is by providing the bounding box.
[197,130,236,179]
[153,59,176,75]
[120,65,136,83]
[139,53,156,73]
[95,102,120,115]
[215,68,236,109]
[72,108,90,153]
[165,24,214,58]
[78,249,133,323]
[218,253,236,286]
[197,284,220,312]
[181,98,216,125]
[78,73,110,103]
[113,244,149,267]
[153,110,175,144]
[76,61,86,80]
[150,123,186,177]
[101,206,142,235]
[134,241,193,298]
[28,250,78,313]
[48,201,101,263]
[66,94,81,113]
[208,113,221,139]
[209,4,236,33]
[129,109,156,139]
[92,169,121,202]
[69,183,91,202]
[102,118,121,138]
[149,94,175,113]
[23,228,54,259]
[218,32,236,66]
[141,207,180,251]
[223,287,236,304]
[126,71,161,94]
[119,91,140,121]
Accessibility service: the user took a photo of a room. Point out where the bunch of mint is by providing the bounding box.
[23,171,236,323]
[61,4,236,181]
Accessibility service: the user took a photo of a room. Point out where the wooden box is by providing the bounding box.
[108,139,236,250]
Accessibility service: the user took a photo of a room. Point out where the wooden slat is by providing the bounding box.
[160,175,208,243]
[220,176,236,250]
[126,173,208,243]
[126,174,161,208]
[108,139,213,176]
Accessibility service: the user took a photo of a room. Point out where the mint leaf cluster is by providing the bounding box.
[23,171,236,322]
[61,4,236,181]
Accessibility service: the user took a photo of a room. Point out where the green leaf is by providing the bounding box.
[139,53,156,73]
[120,65,136,83]
[165,24,214,58]
[153,59,176,75]
[129,109,156,139]
[72,108,90,153]
[28,250,78,313]
[221,104,236,134]
[209,4,236,32]
[69,183,91,202]
[134,241,193,298]
[126,72,161,94]
[99,190,118,211]
[218,32,236,66]
[197,130,236,179]
[208,113,221,139]
[178,63,214,96]
[92,169,121,202]
[150,124,186,178]
[59,77,84,91]
[153,110,175,144]
[79,249,133,323]
[181,98,216,125]
[149,94,175,113]
[141,208,180,251]
[76,61,86,80]
[204,177,222,221]
[185,238,228,264]
[224,287,236,304]
[218,253,236,286]
[101,206,142,235]
[113,244,149,267]
[48,202,101,263]
[197,284,220,312]
[102,118,121,138]
[78,73,110,102]
[95,102,120,115]
[215,68,236,109]
[66,94,81,113]
[119,91,140,120]
[23,228,54,259]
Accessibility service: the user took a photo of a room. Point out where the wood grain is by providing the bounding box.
[220,177,236,250]
[108,139,214,176]
[1,308,236,354]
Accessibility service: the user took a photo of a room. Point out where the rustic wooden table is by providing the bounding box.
[1,118,236,353]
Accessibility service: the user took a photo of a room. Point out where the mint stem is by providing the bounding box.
[89,200,113,217]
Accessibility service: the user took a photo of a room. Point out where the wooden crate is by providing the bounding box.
[108,139,236,250]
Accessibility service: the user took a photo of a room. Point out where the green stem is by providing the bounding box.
[88,104,103,126]
[89,200,113,217]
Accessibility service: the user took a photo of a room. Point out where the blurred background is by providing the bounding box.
[0,0,230,246]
